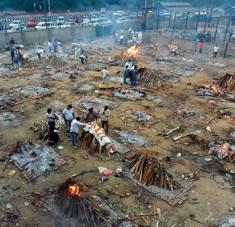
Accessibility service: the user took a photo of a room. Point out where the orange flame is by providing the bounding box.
[211,84,221,94]
[122,45,139,58]
[67,184,81,196]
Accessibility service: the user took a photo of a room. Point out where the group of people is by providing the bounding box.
[46,104,110,147]
[123,59,138,87]
[193,32,219,57]
[47,39,63,54]
[114,29,143,46]
[74,45,88,64]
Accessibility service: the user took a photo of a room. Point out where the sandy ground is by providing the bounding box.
[0,33,235,227]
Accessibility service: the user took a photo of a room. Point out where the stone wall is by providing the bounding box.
[0,26,95,48]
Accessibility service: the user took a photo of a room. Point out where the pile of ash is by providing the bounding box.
[15,86,51,97]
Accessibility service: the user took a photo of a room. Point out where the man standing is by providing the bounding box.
[100,105,110,134]
[213,44,219,58]
[63,104,74,131]
[70,117,87,147]
[123,65,129,84]
[85,108,97,123]
[101,67,109,84]
[46,108,58,132]
[48,40,52,53]
[131,65,138,87]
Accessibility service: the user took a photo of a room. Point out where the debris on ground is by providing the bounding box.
[115,130,149,147]
[10,142,66,180]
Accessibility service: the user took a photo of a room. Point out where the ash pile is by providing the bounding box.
[71,83,95,93]
[177,108,206,120]
[115,130,149,147]
[73,96,117,113]
[10,142,65,180]
[80,123,116,155]
[0,112,22,128]
[194,86,215,97]
[0,93,19,110]
[130,110,152,122]
[15,86,52,98]
[113,88,146,101]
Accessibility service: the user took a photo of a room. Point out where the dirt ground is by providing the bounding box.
[0,32,235,227]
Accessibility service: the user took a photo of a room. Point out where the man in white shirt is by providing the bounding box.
[48,40,52,53]
[63,104,74,131]
[124,59,133,71]
[213,44,219,58]
[70,117,87,146]
[101,67,109,84]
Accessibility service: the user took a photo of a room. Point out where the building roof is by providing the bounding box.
[160,2,192,7]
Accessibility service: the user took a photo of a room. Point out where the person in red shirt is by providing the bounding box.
[198,41,204,54]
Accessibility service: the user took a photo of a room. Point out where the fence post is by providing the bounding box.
[173,13,176,33]
[196,12,200,32]
[213,17,219,42]
[168,13,171,30]
[223,32,232,58]
[184,12,189,31]
[224,17,230,42]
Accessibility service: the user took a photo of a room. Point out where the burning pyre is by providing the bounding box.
[56,178,109,226]
[80,123,115,155]
[121,45,140,59]
[211,73,235,93]
[128,154,181,191]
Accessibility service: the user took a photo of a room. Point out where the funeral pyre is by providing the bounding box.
[56,178,109,226]
[208,137,235,162]
[80,123,115,155]
[113,88,146,101]
[121,44,140,59]
[47,55,65,68]
[138,67,161,88]
[10,142,65,180]
[211,73,235,93]
[128,154,181,191]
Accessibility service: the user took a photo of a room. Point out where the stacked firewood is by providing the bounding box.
[48,55,65,68]
[129,154,181,191]
[22,59,38,69]
[30,120,49,140]
[138,68,161,88]
[80,131,111,155]
[56,178,109,226]
[216,73,235,91]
